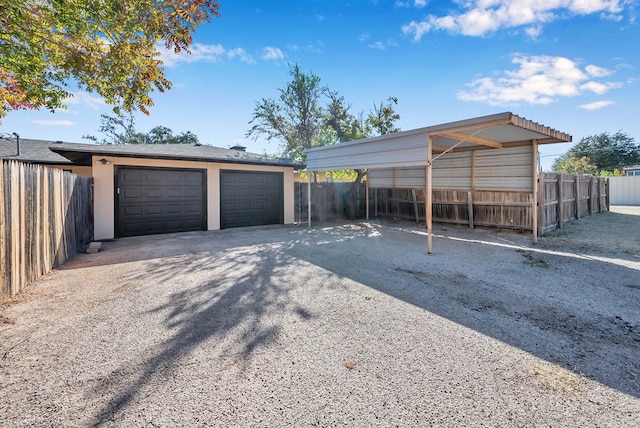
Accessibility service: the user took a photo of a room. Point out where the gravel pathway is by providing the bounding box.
[1,208,639,427]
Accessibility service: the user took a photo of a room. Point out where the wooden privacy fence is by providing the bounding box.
[294,182,365,222]
[538,173,608,234]
[1,161,94,303]
[296,173,609,235]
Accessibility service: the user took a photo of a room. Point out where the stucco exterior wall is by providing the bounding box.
[91,155,295,240]
[37,164,93,177]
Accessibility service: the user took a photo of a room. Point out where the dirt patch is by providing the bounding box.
[539,206,640,260]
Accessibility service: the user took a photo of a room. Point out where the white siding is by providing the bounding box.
[609,176,640,205]
[368,147,532,191]
[433,151,472,189]
[306,131,429,171]
[474,146,533,191]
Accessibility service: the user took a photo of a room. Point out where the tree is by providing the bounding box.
[247,64,401,217]
[553,131,638,175]
[0,0,220,120]
[247,64,401,162]
[82,113,138,145]
[551,156,598,175]
[367,97,401,136]
[83,113,200,145]
[246,64,326,163]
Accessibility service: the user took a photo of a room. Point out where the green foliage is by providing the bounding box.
[552,156,598,175]
[367,97,401,136]
[553,131,638,175]
[246,64,326,162]
[0,0,220,120]
[83,113,199,145]
[246,63,401,163]
[297,170,359,182]
[598,169,624,177]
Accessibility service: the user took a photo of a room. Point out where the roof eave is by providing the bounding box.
[50,147,304,169]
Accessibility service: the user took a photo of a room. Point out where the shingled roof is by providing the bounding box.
[49,142,303,168]
[0,138,72,164]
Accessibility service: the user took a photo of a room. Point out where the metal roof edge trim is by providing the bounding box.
[304,112,516,154]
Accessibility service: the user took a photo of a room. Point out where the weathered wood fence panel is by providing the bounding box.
[296,174,609,236]
[539,173,608,233]
[1,161,93,303]
[294,182,364,222]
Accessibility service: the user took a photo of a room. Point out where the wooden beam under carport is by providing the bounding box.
[434,132,504,149]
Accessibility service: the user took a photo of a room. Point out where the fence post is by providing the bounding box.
[0,162,5,302]
[588,176,593,215]
[374,189,378,217]
[467,190,474,229]
[557,173,564,228]
[598,178,603,213]
[537,172,545,237]
[574,175,580,220]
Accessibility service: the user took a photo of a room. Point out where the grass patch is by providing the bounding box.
[531,363,583,395]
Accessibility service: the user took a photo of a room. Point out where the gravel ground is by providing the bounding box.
[1,207,639,427]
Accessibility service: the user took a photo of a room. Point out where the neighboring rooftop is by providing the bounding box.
[0,138,72,164]
[50,142,302,168]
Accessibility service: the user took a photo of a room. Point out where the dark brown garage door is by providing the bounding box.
[116,167,206,237]
[220,171,283,229]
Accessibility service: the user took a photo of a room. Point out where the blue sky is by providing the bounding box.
[1,0,638,171]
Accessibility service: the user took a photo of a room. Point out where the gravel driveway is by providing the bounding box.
[1,207,639,427]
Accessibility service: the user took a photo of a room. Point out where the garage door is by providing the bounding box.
[220,171,283,229]
[116,167,206,237]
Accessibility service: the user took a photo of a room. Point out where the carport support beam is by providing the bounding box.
[365,170,370,220]
[532,139,538,244]
[307,171,312,227]
[427,136,433,254]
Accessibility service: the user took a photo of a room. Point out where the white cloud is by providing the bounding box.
[457,55,620,106]
[402,0,625,40]
[585,64,614,77]
[262,47,285,60]
[158,43,226,66]
[367,39,399,50]
[358,32,370,42]
[395,0,428,7]
[525,25,542,38]
[368,41,386,50]
[32,120,75,126]
[227,48,255,64]
[65,91,105,110]
[580,100,614,110]
[158,43,258,66]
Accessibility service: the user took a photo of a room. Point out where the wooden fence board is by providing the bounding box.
[295,173,608,237]
[0,161,94,303]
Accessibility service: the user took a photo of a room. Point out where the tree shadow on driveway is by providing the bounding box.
[287,221,640,399]
[88,230,320,425]
[85,219,639,424]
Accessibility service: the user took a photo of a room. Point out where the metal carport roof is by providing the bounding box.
[304,112,572,253]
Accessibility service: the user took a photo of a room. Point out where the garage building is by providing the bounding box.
[52,143,302,239]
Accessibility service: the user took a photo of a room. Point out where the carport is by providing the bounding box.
[304,112,572,253]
